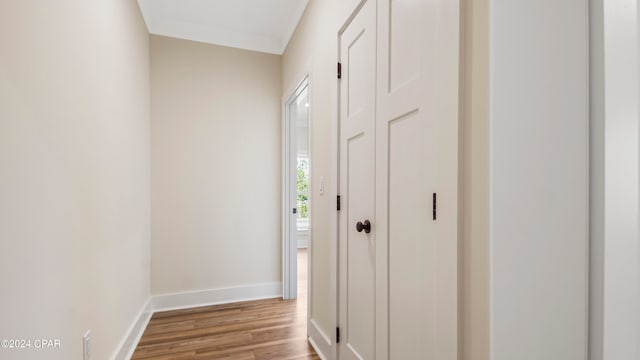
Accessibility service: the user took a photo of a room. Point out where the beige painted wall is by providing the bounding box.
[0,0,151,359]
[150,36,282,294]
[462,0,490,359]
[282,0,359,338]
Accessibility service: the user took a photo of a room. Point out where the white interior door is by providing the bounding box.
[338,1,376,359]
[375,0,460,359]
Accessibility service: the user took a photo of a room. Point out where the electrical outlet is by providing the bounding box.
[83,331,91,360]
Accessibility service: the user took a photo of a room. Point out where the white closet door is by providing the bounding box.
[338,1,376,359]
[375,1,461,359]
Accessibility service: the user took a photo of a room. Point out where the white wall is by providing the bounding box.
[0,0,151,359]
[489,1,589,359]
[150,36,282,296]
[590,0,640,358]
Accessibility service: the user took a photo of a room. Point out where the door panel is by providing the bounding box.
[338,1,376,359]
[387,110,436,359]
[347,29,368,118]
[346,133,374,358]
[388,0,421,91]
[375,0,460,359]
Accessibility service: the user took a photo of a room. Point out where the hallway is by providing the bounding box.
[3,0,636,359]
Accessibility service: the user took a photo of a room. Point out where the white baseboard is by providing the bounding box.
[111,298,152,360]
[151,282,282,312]
[308,318,331,360]
[112,282,282,359]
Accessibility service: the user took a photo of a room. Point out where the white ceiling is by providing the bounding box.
[137,0,309,55]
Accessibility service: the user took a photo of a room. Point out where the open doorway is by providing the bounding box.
[283,76,311,303]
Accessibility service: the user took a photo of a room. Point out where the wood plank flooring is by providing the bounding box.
[132,249,317,360]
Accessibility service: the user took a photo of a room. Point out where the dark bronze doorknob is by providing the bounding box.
[356,220,371,234]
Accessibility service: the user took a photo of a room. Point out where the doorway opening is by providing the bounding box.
[283,76,311,304]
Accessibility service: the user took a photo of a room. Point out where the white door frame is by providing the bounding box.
[282,75,312,301]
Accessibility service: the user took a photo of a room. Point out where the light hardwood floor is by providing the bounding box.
[132,249,318,359]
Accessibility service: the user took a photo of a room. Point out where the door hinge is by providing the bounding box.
[336,327,341,343]
[337,62,342,79]
[432,193,437,220]
[337,195,341,211]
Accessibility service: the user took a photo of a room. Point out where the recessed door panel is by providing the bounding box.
[388,110,436,359]
[389,0,421,92]
[346,133,374,358]
[347,29,368,118]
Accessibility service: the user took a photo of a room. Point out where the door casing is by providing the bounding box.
[282,75,312,304]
